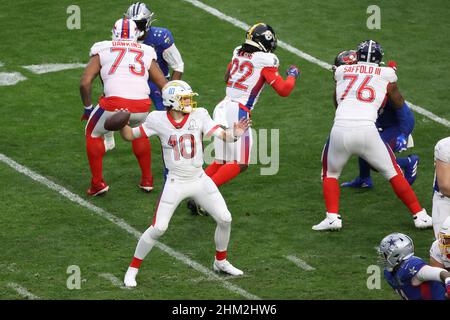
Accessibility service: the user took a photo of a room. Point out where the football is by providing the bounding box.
[104,111,130,131]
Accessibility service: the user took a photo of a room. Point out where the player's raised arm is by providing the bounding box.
[262,65,300,97]
[148,60,168,89]
[79,54,101,120]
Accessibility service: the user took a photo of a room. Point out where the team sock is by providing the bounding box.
[130,226,160,268]
[215,251,227,261]
[132,136,152,183]
[389,174,422,215]
[205,161,224,177]
[86,136,106,185]
[358,157,371,179]
[323,177,340,214]
[209,161,241,187]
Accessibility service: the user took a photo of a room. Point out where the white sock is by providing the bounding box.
[134,226,160,260]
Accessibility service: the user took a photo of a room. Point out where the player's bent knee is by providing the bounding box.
[150,224,167,238]
[217,210,232,225]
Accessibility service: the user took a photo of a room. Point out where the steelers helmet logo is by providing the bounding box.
[262,30,273,41]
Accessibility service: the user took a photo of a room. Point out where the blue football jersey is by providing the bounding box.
[143,26,175,78]
[384,256,446,300]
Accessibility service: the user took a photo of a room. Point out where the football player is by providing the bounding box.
[337,54,419,188]
[430,217,450,270]
[313,40,432,231]
[432,137,450,237]
[189,23,300,215]
[379,232,450,300]
[120,80,251,287]
[80,18,167,196]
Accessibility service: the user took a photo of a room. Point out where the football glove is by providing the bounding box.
[286,65,300,79]
[445,278,450,298]
[395,133,408,152]
[387,60,397,71]
[81,105,93,121]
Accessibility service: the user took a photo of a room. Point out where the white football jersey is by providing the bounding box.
[225,46,279,109]
[434,137,450,163]
[430,240,450,269]
[133,108,222,179]
[334,62,398,123]
[90,40,157,99]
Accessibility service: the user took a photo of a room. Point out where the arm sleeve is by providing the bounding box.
[162,44,184,73]
[415,265,447,282]
[261,67,296,97]
[435,138,450,163]
[199,108,224,138]
[132,114,157,138]
[395,101,415,135]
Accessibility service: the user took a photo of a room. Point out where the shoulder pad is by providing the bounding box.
[89,41,110,57]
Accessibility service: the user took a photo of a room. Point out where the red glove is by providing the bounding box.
[387,60,397,71]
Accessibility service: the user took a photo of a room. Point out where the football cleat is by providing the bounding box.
[413,209,432,229]
[87,180,109,196]
[405,155,419,185]
[312,213,342,231]
[124,266,139,287]
[187,199,208,216]
[139,177,154,192]
[213,259,243,276]
[104,131,116,152]
[341,176,373,188]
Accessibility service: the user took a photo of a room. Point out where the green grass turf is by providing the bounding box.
[0,0,448,299]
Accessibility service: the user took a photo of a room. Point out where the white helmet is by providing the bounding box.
[162,80,198,113]
[111,18,140,41]
[124,2,155,37]
[438,217,450,258]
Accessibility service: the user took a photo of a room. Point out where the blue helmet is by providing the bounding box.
[356,40,384,65]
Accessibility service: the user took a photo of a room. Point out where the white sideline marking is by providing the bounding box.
[22,63,86,74]
[0,153,259,300]
[182,0,450,128]
[7,283,40,300]
[99,273,130,290]
[0,72,27,86]
[285,255,316,271]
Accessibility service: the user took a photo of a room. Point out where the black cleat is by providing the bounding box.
[187,199,208,216]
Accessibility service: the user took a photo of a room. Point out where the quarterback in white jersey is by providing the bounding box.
[80,18,167,196]
[430,217,450,270]
[313,40,431,231]
[198,23,299,208]
[432,137,450,237]
[120,80,251,287]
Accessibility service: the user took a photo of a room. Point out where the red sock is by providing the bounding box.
[205,161,224,177]
[323,177,340,214]
[130,257,143,269]
[389,174,422,215]
[210,161,241,187]
[216,250,227,261]
[132,136,152,182]
[86,136,106,185]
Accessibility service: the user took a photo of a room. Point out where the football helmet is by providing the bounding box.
[124,2,155,37]
[245,23,277,53]
[378,233,414,272]
[334,50,358,68]
[438,217,450,259]
[356,39,384,65]
[111,18,140,41]
[162,80,198,113]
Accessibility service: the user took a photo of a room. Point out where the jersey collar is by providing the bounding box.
[166,111,190,129]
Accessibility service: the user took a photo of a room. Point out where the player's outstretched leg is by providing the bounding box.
[124,226,164,287]
[313,177,342,231]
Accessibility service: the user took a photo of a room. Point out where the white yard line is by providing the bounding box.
[98,273,130,290]
[285,255,316,271]
[0,153,260,300]
[0,72,27,86]
[7,283,40,300]
[22,63,86,74]
[181,0,450,129]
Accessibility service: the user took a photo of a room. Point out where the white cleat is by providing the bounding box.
[413,209,432,229]
[124,267,139,287]
[213,259,244,276]
[104,131,116,152]
[312,212,342,231]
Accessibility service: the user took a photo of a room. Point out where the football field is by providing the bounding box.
[1,0,450,300]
